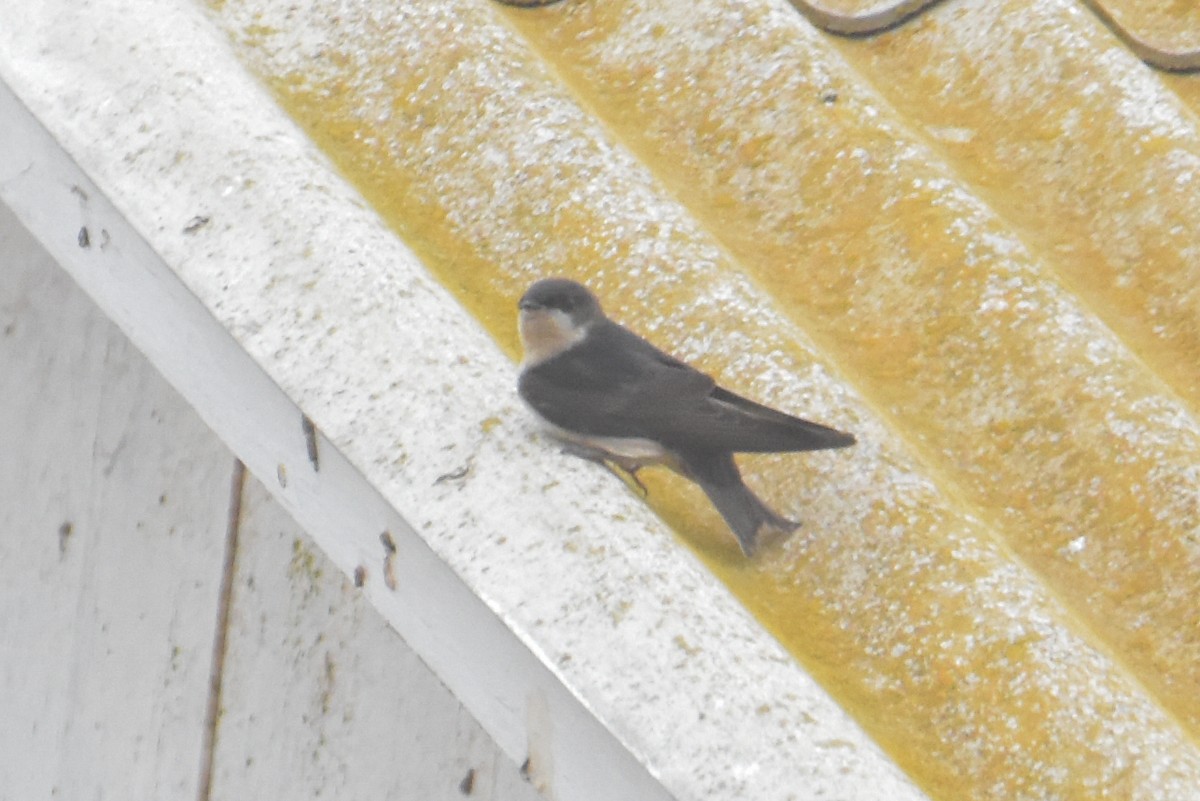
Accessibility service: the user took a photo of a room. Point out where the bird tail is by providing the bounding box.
[680,452,798,556]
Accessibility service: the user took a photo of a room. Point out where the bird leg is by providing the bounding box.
[557,442,650,498]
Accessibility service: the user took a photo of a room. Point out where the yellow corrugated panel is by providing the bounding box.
[503,0,1200,740]
[836,0,1200,410]
[207,0,1200,798]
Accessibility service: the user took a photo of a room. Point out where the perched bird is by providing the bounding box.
[516,277,855,556]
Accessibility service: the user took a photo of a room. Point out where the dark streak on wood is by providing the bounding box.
[57,521,73,558]
[379,531,399,590]
[301,414,320,472]
[197,460,246,801]
[383,553,398,591]
[380,530,396,554]
[458,767,476,795]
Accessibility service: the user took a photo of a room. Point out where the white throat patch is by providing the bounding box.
[519,308,588,367]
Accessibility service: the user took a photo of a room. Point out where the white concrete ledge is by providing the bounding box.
[0,1,927,799]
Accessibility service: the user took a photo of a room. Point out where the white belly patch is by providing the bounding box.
[537,418,669,466]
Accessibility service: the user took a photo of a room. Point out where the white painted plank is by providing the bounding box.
[0,201,233,801]
[0,199,541,800]
[211,475,543,801]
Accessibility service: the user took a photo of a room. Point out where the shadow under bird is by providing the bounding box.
[516,278,855,556]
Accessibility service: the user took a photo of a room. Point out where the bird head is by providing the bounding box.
[518,278,603,365]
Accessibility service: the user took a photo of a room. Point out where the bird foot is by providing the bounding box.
[558,442,650,498]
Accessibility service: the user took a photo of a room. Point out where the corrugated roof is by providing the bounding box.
[204,1,1200,798]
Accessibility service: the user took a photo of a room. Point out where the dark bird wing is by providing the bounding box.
[701,384,856,452]
[519,320,855,453]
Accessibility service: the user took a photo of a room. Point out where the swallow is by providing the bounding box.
[516,277,855,556]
